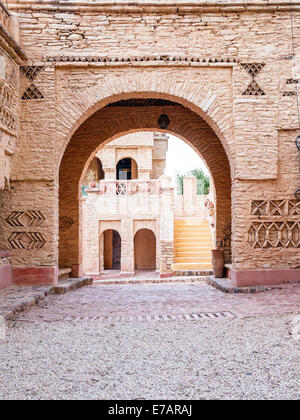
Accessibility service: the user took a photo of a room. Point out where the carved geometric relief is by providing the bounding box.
[242,80,265,96]
[248,199,300,248]
[59,216,74,230]
[241,63,265,96]
[7,231,46,250]
[287,200,300,215]
[5,211,46,227]
[248,221,300,249]
[20,66,45,81]
[0,79,17,132]
[241,63,265,78]
[251,201,268,216]
[5,210,47,252]
[251,200,300,216]
[283,91,296,97]
[21,84,44,100]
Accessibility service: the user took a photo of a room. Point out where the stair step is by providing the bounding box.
[173,218,213,271]
[172,263,213,270]
[174,257,212,263]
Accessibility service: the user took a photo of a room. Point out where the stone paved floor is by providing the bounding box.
[14,281,300,322]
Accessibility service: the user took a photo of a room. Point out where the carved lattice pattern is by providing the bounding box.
[251,200,300,216]
[21,84,44,100]
[248,200,300,248]
[20,66,45,81]
[248,222,300,249]
[241,63,265,78]
[243,80,265,96]
[241,63,265,96]
[0,80,17,131]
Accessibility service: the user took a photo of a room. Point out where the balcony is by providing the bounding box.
[87,179,163,195]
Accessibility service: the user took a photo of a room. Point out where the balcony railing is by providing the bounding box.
[87,179,162,195]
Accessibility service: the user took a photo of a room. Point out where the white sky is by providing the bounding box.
[165,134,209,186]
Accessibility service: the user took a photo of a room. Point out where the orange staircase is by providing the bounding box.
[172,218,213,272]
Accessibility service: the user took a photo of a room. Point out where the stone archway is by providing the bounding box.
[59,96,232,276]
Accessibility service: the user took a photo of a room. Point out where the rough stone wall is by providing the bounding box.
[233,129,300,271]
[0,37,19,189]
[1,1,300,283]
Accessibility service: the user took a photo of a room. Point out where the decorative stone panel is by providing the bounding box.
[248,222,300,249]
[21,84,44,100]
[241,63,265,96]
[248,200,300,249]
[4,209,47,253]
[251,200,300,217]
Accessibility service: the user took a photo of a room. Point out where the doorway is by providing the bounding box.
[104,230,121,269]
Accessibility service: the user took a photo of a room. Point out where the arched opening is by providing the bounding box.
[102,229,121,270]
[58,96,232,277]
[116,158,138,180]
[134,229,156,271]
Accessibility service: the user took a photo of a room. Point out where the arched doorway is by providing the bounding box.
[102,229,121,270]
[58,95,232,277]
[134,229,156,271]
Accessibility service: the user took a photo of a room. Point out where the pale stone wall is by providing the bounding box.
[1,0,300,285]
[90,131,168,181]
[81,177,172,275]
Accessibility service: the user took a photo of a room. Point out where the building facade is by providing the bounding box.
[81,131,213,277]
[0,0,300,289]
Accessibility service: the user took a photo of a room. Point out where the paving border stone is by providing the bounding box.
[0,277,93,320]
[205,276,284,294]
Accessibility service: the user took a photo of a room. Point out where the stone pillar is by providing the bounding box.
[120,217,134,276]
[0,181,59,286]
[183,175,197,216]
[159,175,174,277]
[81,193,100,276]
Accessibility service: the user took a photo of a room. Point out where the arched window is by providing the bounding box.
[116,158,138,180]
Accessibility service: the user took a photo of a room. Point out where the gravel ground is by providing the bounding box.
[0,315,299,400]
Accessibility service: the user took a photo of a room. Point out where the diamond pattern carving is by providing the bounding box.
[20,66,45,81]
[241,63,265,96]
[21,84,44,100]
